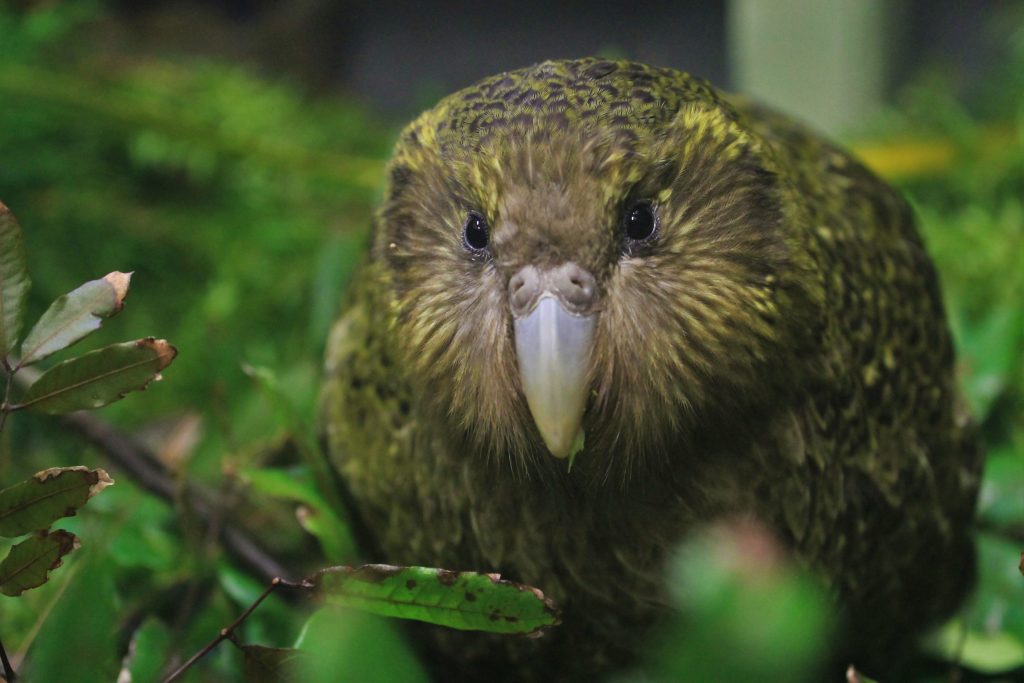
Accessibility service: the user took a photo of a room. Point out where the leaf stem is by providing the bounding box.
[162,577,312,683]
[0,357,14,434]
[0,636,16,682]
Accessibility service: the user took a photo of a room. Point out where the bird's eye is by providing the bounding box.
[623,201,658,242]
[463,212,490,252]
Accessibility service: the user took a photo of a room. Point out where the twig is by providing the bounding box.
[0,357,14,434]
[11,361,296,582]
[2,361,17,682]
[0,636,15,682]
[162,577,312,683]
[60,409,295,582]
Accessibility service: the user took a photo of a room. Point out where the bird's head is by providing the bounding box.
[375,60,814,481]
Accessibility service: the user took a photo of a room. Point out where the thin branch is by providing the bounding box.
[12,363,296,583]
[60,409,295,582]
[0,359,14,434]
[162,577,312,683]
[0,636,15,682]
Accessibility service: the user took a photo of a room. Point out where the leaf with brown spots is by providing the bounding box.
[311,564,560,636]
[0,466,113,537]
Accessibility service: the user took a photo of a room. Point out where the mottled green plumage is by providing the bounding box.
[322,59,981,679]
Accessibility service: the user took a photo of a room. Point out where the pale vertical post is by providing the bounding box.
[728,0,897,136]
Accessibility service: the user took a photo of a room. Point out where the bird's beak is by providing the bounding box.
[510,264,597,459]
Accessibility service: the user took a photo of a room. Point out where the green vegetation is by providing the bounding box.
[1,3,1022,681]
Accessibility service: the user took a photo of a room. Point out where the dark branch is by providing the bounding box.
[9,365,302,583]
[0,636,16,682]
[59,409,296,582]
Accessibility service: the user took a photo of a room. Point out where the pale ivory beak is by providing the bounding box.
[510,263,597,458]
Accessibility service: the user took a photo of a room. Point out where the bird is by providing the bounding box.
[320,58,982,680]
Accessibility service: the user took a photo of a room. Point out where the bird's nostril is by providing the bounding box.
[509,266,542,316]
[555,263,596,311]
[510,264,595,315]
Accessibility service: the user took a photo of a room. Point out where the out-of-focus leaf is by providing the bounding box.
[646,520,831,683]
[295,607,428,683]
[957,306,1024,419]
[242,645,305,683]
[107,489,179,571]
[216,560,295,647]
[977,444,1024,526]
[219,561,269,607]
[243,365,355,560]
[244,467,355,562]
[926,619,1024,673]
[22,549,121,683]
[966,533,1024,644]
[119,618,173,683]
[0,529,78,596]
[242,366,336,494]
[0,201,30,358]
[16,337,176,414]
[312,564,560,636]
[0,466,113,537]
[19,271,132,366]
[295,505,353,564]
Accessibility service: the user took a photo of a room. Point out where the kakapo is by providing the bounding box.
[321,58,981,680]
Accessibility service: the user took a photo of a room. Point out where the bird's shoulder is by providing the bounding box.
[321,258,412,491]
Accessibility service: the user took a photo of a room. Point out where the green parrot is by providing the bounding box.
[321,58,981,680]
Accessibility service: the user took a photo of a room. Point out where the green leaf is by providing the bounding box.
[242,645,305,683]
[926,619,1024,674]
[15,337,177,414]
[243,365,352,547]
[119,618,173,683]
[957,306,1024,419]
[19,271,132,366]
[653,521,831,683]
[0,466,113,537]
[0,201,30,358]
[21,549,121,682]
[964,532,1024,646]
[295,608,428,683]
[0,528,79,596]
[977,445,1024,526]
[311,564,560,636]
[244,467,355,562]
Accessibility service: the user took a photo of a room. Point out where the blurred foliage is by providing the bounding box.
[0,1,1022,681]
[627,521,832,683]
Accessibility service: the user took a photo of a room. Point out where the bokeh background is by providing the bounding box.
[1,1,1022,681]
